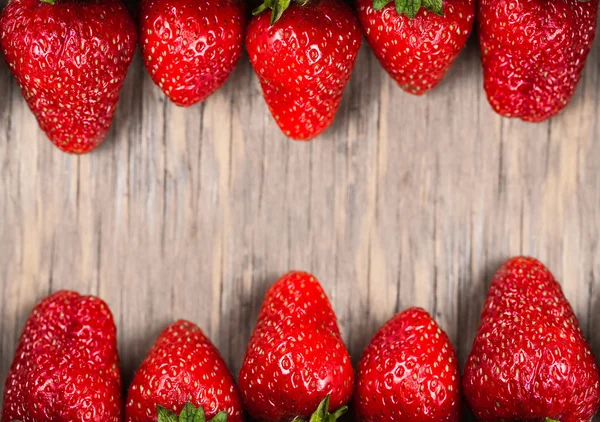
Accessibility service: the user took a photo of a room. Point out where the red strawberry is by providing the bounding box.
[246,0,362,140]
[2,291,122,421]
[0,0,136,154]
[464,257,600,421]
[479,0,598,121]
[357,0,474,95]
[354,308,461,422]
[239,271,354,422]
[126,320,244,422]
[139,0,245,106]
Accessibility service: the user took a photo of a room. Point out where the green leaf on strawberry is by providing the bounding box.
[373,0,443,17]
[157,403,227,422]
[372,0,389,9]
[422,0,443,15]
[157,406,178,422]
[292,396,348,422]
[397,0,420,18]
[253,0,309,24]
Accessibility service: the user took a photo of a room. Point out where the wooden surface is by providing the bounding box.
[2,24,600,411]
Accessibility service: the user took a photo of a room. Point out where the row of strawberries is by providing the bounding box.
[2,256,599,421]
[1,0,596,155]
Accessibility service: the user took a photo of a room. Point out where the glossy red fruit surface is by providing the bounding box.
[0,0,137,154]
[355,308,460,422]
[479,0,598,121]
[464,257,600,421]
[239,271,354,422]
[2,291,122,422]
[126,320,244,422]
[140,0,245,106]
[246,0,361,140]
[357,0,474,95]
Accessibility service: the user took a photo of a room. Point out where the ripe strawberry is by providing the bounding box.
[2,291,122,421]
[355,308,461,422]
[479,0,598,121]
[464,257,600,421]
[356,0,474,95]
[140,0,245,106]
[239,271,354,422]
[246,0,362,140]
[126,320,244,422]
[0,0,136,154]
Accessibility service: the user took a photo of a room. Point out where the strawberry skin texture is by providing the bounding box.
[0,0,136,154]
[356,0,474,95]
[464,257,600,421]
[479,0,598,122]
[246,0,362,140]
[126,320,244,422]
[2,291,122,422]
[239,271,354,422]
[140,0,245,106]
[355,308,460,422]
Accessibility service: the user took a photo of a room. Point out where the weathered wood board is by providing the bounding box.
[2,20,600,417]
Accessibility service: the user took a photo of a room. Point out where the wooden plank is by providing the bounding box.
[1,26,600,421]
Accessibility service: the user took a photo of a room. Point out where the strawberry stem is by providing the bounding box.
[545,419,560,422]
[39,0,56,4]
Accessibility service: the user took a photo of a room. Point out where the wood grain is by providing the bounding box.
[2,14,600,418]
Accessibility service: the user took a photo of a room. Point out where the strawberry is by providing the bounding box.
[139,0,245,106]
[126,320,244,422]
[2,291,122,421]
[0,0,137,154]
[478,0,598,121]
[464,257,600,421]
[356,0,474,95]
[354,308,461,422]
[238,271,354,422]
[246,0,362,140]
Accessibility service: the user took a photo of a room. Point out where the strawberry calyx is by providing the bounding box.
[373,0,443,18]
[253,0,309,25]
[545,419,560,422]
[39,0,56,4]
[293,395,348,422]
[157,403,228,422]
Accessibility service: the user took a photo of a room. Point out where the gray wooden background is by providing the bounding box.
[2,17,600,414]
